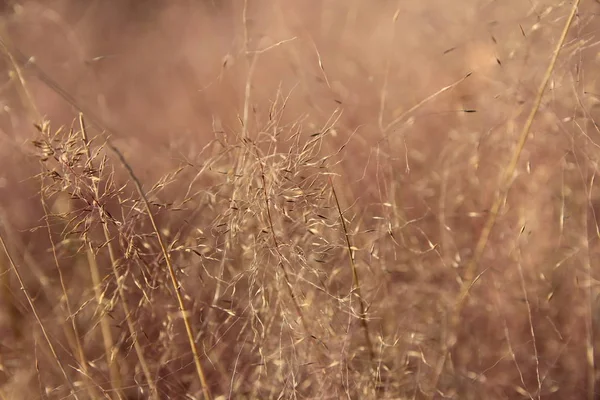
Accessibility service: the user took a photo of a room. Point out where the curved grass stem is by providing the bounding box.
[429,1,582,396]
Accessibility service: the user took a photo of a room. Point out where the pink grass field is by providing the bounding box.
[0,1,599,399]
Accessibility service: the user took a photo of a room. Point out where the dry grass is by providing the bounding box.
[0,1,600,399]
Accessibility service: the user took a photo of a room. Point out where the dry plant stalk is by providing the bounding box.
[253,143,311,336]
[329,176,374,364]
[35,118,131,399]
[0,28,82,400]
[40,191,105,400]
[0,231,80,400]
[1,22,210,395]
[430,1,582,397]
[105,138,213,400]
[0,24,40,122]
[83,243,124,399]
[79,114,157,400]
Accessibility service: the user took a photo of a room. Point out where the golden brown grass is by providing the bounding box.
[0,1,599,399]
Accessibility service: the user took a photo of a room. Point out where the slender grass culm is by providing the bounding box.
[0,231,80,400]
[79,115,156,400]
[329,176,375,365]
[105,138,213,400]
[430,1,582,398]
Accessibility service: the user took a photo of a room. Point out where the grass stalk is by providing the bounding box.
[84,244,124,399]
[40,192,104,400]
[0,230,80,399]
[104,135,212,400]
[256,150,311,335]
[429,1,581,396]
[329,176,375,366]
[79,115,158,400]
